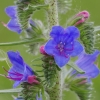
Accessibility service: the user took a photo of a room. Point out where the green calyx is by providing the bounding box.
[42,55,60,87]
[21,82,42,100]
[70,78,93,100]
[42,55,62,100]
[65,71,93,100]
[78,22,95,54]
[25,20,48,55]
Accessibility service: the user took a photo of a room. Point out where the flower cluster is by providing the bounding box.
[1,1,100,100]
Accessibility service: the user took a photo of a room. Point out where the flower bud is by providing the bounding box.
[40,45,47,55]
[74,11,90,26]
[28,75,39,84]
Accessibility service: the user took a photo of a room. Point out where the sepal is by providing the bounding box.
[25,20,48,55]
[78,22,95,54]
[64,70,93,100]
[21,82,42,100]
[42,55,60,87]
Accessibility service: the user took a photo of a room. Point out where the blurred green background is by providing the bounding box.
[0,0,100,100]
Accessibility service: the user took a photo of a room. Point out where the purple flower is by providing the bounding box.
[5,6,22,34]
[44,26,83,67]
[36,94,42,100]
[74,50,100,78]
[4,51,39,88]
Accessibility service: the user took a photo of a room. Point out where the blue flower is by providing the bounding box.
[36,94,42,100]
[5,6,22,34]
[74,50,100,79]
[14,97,24,100]
[44,26,83,67]
[5,51,38,88]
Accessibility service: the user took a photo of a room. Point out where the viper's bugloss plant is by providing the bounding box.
[0,0,100,100]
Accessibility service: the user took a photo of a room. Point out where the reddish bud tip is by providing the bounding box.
[40,45,47,55]
[28,75,39,84]
[76,11,90,19]
[75,11,90,26]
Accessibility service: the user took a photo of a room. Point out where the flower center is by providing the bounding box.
[57,42,65,52]
[56,41,74,57]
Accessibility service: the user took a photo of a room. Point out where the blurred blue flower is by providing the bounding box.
[36,94,42,100]
[5,6,22,34]
[4,51,38,88]
[44,26,83,67]
[14,97,24,100]
[14,95,42,100]
[74,50,100,79]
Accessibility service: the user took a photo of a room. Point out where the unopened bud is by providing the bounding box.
[74,11,90,26]
[40,45,47,55]
[28,75,39,84]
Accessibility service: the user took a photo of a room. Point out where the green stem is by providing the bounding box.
[45,0,61,100]
[46,71,62,100]
[0,88,22,94]
[46,0,59,30]
[0,38,45,46]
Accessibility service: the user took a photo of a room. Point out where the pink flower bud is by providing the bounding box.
[76,11,90,18]
[28,75,39,84]
[40,45,47,55]
[74,11,90,26]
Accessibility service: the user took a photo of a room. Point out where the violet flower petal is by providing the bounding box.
[76,50,100,66]
[75,50,100,78]
[7,51,24,69]
[36,94,42,100]
[44,39,57,55]
[70,41,83,57]
[50,26,64,38]
[77,64,99,79]
[13,81,21,88]
[65,26,80,40]
[54,54,70,67]
[7,19,22,34]
[5,6,17,18]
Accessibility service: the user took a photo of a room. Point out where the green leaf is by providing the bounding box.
[0,88,23,94]
[68,61,85,74]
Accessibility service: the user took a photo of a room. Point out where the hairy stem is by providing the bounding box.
[46,0,59,30]
[46,71,62,100]
[45,0,62,100]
